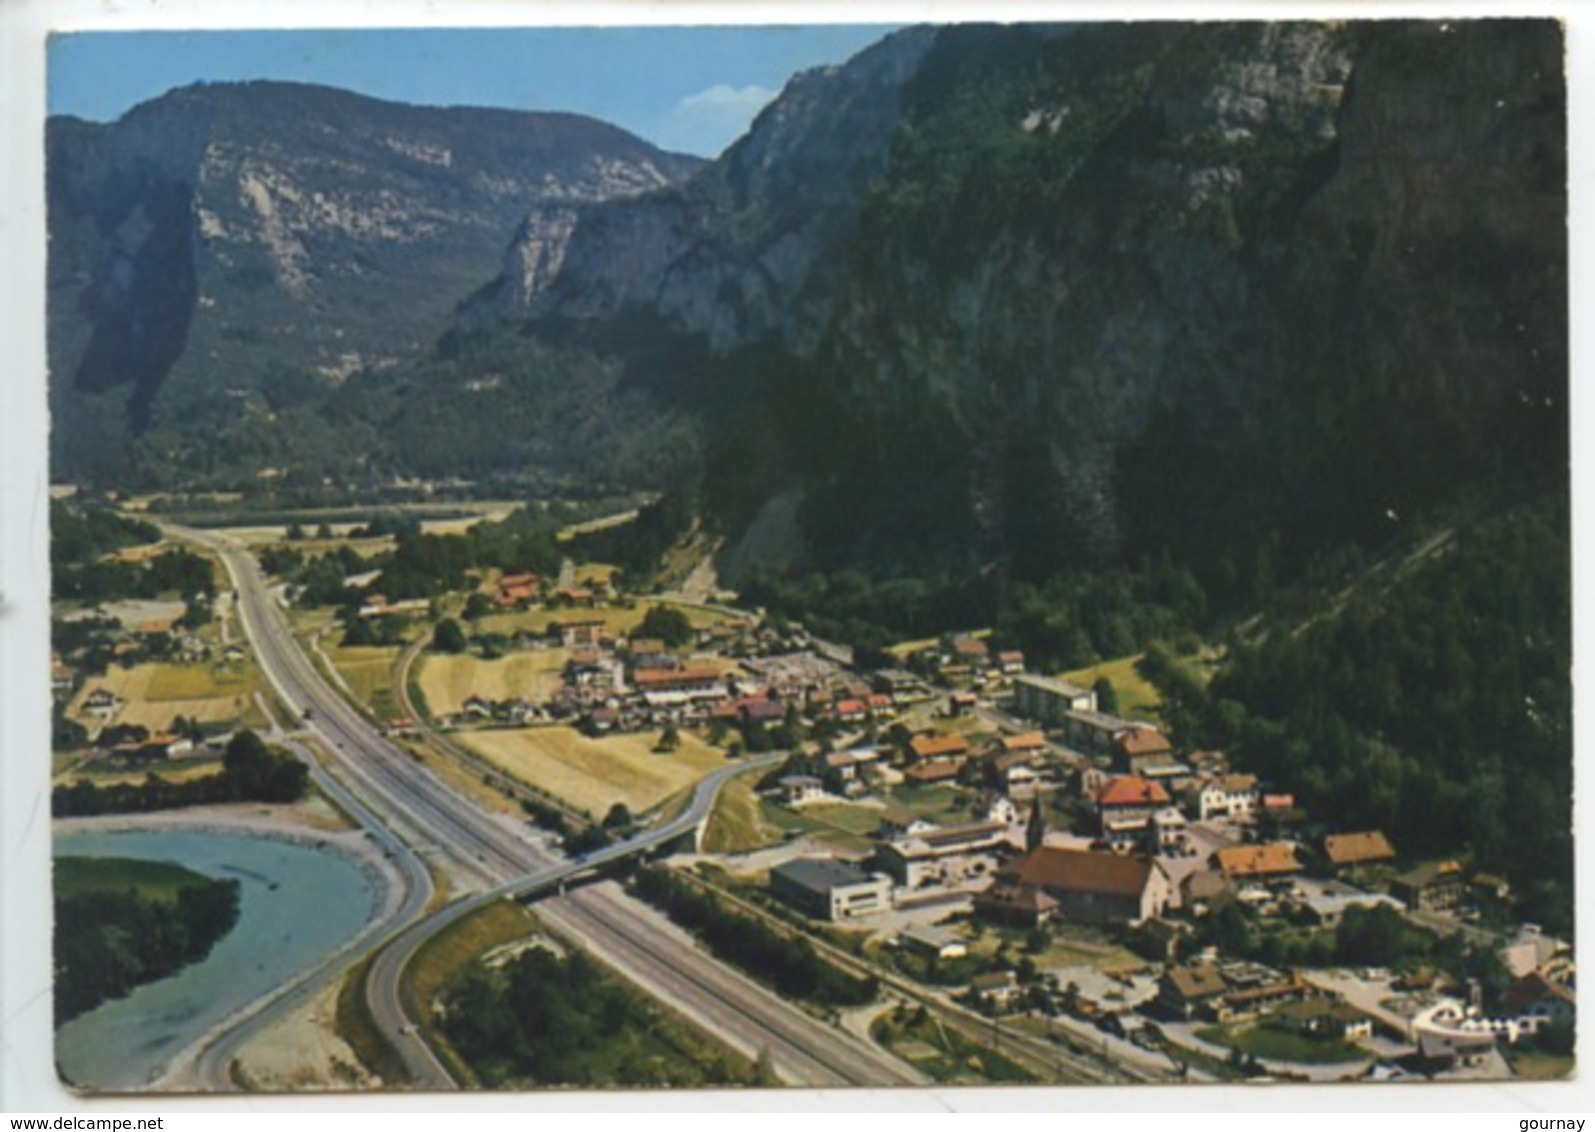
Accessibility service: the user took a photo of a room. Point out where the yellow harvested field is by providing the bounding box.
[55,758,225,788]
[69,663,257,731]
[145,661,256,701]
[459,726,729,818]
[417,651,569,714]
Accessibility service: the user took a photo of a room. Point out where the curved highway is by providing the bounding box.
[168,525,924,1089]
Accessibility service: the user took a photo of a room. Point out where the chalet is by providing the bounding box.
[552,586,596,607]
[878,806,937,839]
[1322,830,1397,874]
[1192,774,1261,821]
[1221,970,1312,1022]
[899,924,969,961]
[833,698,869,723]
[778,775,826,805]
[1097,776,1171,827]
[1112,726,1173,774]
[866,693,896,718]
[909,734,971,763]
[903,759,962,785]
[947,691,979,717]
[980,792,1021,826]
[996,650,1026,675]
[559,619,607,649]
[1012,674,1097,727]
[1180,869,1236,917]
[1160,963,1229,1020]
[82,687,123,720]
[626,637,666,657]
[979,846,1173,926]
[462,694,494,719]
[769,858,892,922]
[1273,998,1373,1041]
[970,970,1021,1010]
[496,572,540,607]
[734,697,787,725]
[874,668,935,703]
[951,636,990,662]
[1213,842,1301,882]
[824,750,860,781]
[1391,861,1467,915]
[1001,731,1048,755]
[993,752,1041,794]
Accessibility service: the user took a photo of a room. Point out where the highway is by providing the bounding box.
[169,525,925,1089]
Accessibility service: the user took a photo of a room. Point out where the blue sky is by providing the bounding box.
[47,25,901,157]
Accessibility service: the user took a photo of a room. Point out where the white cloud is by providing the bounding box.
[678,84,777,113]
[659,84,779,157]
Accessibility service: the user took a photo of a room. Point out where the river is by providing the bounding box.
[54,828,381,1092]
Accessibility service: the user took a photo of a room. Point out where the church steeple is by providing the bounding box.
[1025,791,1047,854]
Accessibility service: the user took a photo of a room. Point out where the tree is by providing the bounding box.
[463,593,493,621]
[433,617,469,654]
[603,803,633,831]
[638,605,693,649]
[656,725,681,753]
[1093,675,1119,715]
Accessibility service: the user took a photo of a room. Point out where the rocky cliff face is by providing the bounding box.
[496,27,937,354]
[501,20,1561,578]
[799,20,1565,573]
[47,81,701,484]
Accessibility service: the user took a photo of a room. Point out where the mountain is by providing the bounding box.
[470,21,1564,582]
[47,81,703,486]
[48,21,1566,585]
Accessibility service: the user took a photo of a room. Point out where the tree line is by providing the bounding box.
[632,866,877,1008]
[1150,499,1571,934]
[55,872,240,1024]
[52,730,309,817]
[443,944,754,1088]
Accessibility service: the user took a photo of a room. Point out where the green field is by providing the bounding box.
[886,782,977,824]
[322,643,403,715]
[1061,654,1164,723]
[700,767,776,854]
[871,1007,1037,1084]
[55,855,214,902]
[1196,1021,1369,1065]
[757,802,874,853]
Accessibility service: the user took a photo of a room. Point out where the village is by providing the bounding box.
[50,525,1576,1086]
[403,564,1578,1084]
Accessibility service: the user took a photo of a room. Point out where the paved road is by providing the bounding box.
[171,525,925,1089]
